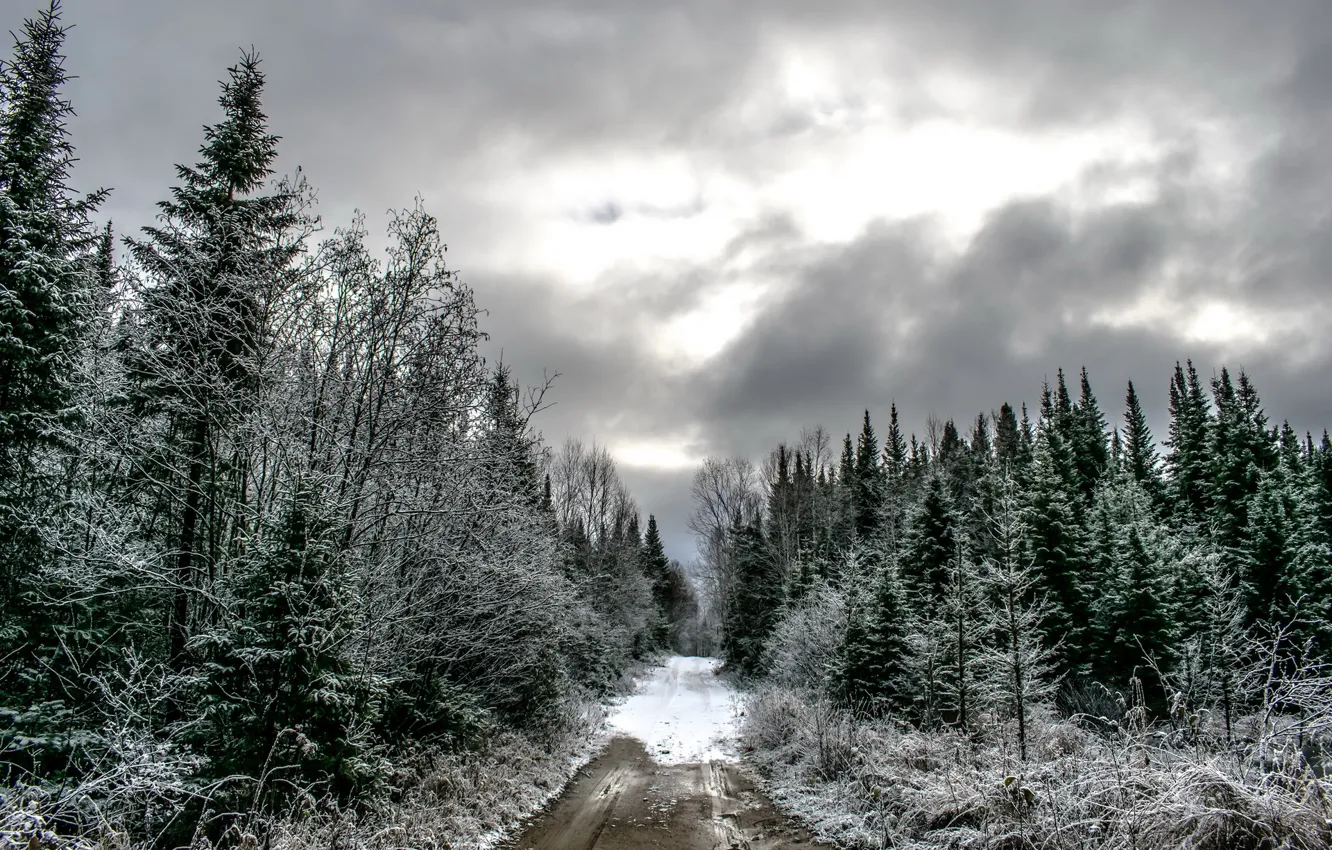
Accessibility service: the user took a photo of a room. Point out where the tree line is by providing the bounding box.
[697,364,1332,758]
[0,3,694,845]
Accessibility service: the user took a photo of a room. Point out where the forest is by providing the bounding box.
[0,4,696,848]
[7,1,1332,849]
[695,365,1332,847]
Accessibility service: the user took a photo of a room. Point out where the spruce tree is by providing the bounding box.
[194,483,379,810]
[1017,402,1036,471]
[1208,367,1265,557]
[642,515,673,649]
[482,365,543,508]
[0,1,108,768]
[837,550,913,715]
[884,402,908,481]
[1121,380,1164,505]
[1069,367,1110,503]
[901,473,957,600]
[853,410,883,540]
[938,541,985,733]
[1023,427,1089,678]
[128,52,303,672]
[1166,360,1211,522]
[722,519,783,674]
[1094,524,1176,695]
[995,402,1021,469]
[980,470,1058,760]
[0,0,106,472]
[1242,465,1299,626]
[834,432,856,548]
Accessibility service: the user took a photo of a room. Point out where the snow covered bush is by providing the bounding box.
[763,580,847,690]
[741,685,1332,850]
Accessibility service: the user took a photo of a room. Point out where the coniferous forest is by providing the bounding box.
[0,5,696,847]
[7,2,1332,850]
[698,363,1332,846]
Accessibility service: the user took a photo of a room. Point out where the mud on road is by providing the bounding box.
[507,737,823,850]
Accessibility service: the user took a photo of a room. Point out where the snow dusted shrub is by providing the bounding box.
[763,580,846,691]
[743,685,808,756]
[264,693,607,850]
[0,793,103,850]
[741,686,1332,850]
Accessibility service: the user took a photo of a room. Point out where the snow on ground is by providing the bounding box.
[607,656,740,764]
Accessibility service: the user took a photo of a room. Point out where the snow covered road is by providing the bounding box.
[508,657,822,850]
[607,656,739,764]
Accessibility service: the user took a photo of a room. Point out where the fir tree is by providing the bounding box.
[1166,360,1211,522]
[722,519,783,674]
[1069,367,1110,503]
[127,52,304,672]
[642,515,673,649]
[853,410,883,540]
[1121,380,1164,502]
[1023,427,1089,678]
[194,483,380,810]
[837,549,913,715]
[0,0,107,472]
[901,473,957,600]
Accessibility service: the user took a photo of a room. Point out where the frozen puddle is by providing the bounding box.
[607,656,739,764]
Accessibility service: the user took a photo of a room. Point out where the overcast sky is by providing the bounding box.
[24,0,1332,561]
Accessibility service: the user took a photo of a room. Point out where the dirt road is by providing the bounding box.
[508,658,822,850]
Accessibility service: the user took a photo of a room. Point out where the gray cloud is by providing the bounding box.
[20,0,1332,560]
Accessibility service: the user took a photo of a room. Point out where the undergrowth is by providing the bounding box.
[741,684,1332,850]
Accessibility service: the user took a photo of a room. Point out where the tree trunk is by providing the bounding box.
[169,415,208,673]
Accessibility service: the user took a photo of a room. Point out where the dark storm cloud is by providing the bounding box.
[22,0,1332,560]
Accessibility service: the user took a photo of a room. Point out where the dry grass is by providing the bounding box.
[741,685,1332,850]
